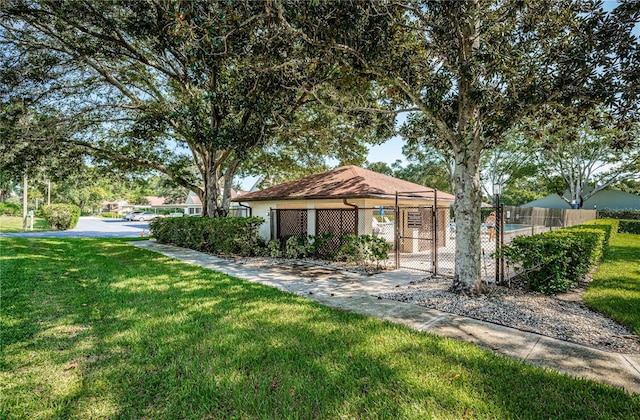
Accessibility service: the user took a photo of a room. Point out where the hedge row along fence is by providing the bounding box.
[597,210,640,220]
[501,219,619,294]
[149,216,394,268]
[619,220,640,234]
[149,216,266,257]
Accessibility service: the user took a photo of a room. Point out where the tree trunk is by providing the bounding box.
[204,163,221,218]
[450,0,484,294]
[201,150,239,218]
[451,141,484,294]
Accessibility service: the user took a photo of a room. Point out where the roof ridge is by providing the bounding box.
[233,165,456,202]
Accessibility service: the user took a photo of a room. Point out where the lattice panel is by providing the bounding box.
[275,209,308,239]
[316,209,357,254]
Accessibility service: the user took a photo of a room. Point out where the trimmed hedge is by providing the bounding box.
[149,216,265,257]
[597,210,640,220]
[619,220,640,234]
[502,223,609,294]
[43,204,81,230]
[567,219,618,249]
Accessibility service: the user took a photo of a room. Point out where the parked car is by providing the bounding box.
[133,212,159,221]
[123,211,143,221]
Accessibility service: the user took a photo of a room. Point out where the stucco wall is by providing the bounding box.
[246,198,451,247]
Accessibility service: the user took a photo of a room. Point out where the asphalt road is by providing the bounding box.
[0,216,151,238]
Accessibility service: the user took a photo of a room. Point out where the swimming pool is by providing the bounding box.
[504,224,529,232]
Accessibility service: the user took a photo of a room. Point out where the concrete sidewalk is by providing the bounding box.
[132,240,640,394]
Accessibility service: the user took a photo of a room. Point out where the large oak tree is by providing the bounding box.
[1,0,389,216]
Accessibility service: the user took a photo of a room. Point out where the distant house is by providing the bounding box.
[144,196,166,206]
[184,192,203,216]
[102,199,128,214]
[522,188,640,210]
[233,165,455,248]
[184,189,251,216]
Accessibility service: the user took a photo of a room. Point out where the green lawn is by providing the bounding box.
[584,233,640,335]
[0,215,50,232]
[2,238,639,419]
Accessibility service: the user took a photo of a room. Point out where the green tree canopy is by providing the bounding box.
[1,0,390,216]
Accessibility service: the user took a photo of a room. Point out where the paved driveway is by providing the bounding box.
[0,216,150,238]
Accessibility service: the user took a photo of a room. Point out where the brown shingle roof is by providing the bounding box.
[233,165,455,202]
[144,196,166,206]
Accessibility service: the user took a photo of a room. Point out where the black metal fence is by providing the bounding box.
[501,206,596,244]
[267,204,597,284]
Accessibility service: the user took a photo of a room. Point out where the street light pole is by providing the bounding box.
[493,183,502,284]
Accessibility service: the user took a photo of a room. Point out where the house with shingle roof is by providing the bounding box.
[234,165,455,249]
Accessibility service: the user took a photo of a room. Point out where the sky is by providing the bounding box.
[366,136,406,166]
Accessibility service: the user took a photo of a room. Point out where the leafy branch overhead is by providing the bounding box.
[1,0,391,216]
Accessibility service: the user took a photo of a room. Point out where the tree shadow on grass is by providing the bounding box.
[3,237,640,419]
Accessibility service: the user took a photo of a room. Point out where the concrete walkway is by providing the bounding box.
[133,240,640,394]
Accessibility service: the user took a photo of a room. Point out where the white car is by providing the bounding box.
[123,211,143,221]
[133,212,158,221]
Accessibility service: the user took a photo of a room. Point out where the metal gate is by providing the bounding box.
[392,189,441,274]
[392,193,507,283]
[395,205,437,273]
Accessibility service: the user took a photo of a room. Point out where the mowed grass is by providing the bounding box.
[2,238,639,419]
[0,215,50,233]
[585,233,640,335]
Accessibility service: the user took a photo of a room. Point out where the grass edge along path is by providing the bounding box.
[585,233,640,336]
[2,237,639,419]
[0,215,50,233]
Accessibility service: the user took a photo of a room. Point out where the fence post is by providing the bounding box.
[433,189,438,276]
[270,208,275,241]
[499,204,505,283]
[395,192,399,270]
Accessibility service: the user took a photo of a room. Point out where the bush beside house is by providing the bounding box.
[149,216,265,257]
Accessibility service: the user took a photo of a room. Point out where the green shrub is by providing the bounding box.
[337,234,393,269]
[502,227,605,294]
[267,240,282,258]
[0,202,21,216]
[42,204,81,230]
[284,235,312,259]
[309,232,336,260]
[619,220,640,234]
[597,210,640,220]
[149,216,266,257]
[101,212,120,218]
[567,219,618,249]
